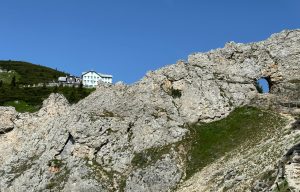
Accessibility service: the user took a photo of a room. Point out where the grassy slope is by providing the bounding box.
[184,106,286,179]
[4,101,39,113]
[128,107,286,183]
[0,60,94,112]
[0,71,21,84]
[0,85,95,112]
[0,60,67,85]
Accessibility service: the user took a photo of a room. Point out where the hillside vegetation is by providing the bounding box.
[0,60,94,112]
[0,60,67,85]
[0,84,95,112]
[0,70,20,84]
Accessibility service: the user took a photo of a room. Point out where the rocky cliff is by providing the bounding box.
[0,29,299,192]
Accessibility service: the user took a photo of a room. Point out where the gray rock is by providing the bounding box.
[0,29,299,191]
[0,107,17,134]
[125,155,182,192]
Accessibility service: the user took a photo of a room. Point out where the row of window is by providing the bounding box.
[83,80,97,84]
[83,79,111,84]
[83,76,111,80]
[83,76,100,79]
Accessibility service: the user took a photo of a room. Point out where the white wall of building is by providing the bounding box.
[100,75,113,84]
[82,71,112,87]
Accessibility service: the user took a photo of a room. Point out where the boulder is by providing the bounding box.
[0,107,17,134]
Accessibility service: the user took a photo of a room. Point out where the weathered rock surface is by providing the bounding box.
[0,29,299,192]
[0,107,16,134]
[176,114,297,192]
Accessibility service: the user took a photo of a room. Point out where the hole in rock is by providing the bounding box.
[256,77,271,93]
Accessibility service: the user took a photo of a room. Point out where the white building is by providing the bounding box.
[82,70,113,87]
[58,75,81,85]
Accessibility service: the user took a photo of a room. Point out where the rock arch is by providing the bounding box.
[256,76,272,93]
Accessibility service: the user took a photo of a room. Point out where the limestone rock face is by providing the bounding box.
[0,107,16,134]
[0,29,299,192]
[125,155,182,192]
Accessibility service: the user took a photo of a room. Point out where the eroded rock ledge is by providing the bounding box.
[0,107,16,134]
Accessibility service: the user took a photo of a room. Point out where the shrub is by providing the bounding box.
[171,88,182,98]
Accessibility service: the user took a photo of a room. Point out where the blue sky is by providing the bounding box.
[257,78,270,93]
[0,0,299,84]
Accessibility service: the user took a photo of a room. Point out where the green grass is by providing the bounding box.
[275,179,290,192]
[0,85,95,112]
[185,106,286,179]
[46,167,70,190]
[258,170,277,188]
[3,101,39,113]
[9,155,39,181]
[47,159,64,168]
[0,60,96,112]
[83,157,117,190]
[46,159,70,191]
[0,60,67,85]
[131,145,172,168]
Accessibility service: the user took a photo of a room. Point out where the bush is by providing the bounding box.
[170,88,182,98]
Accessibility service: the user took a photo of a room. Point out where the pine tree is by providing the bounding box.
[53,86,58,93]
[11,76,16,87]
[69,91,76,103]
[79,82,83,89]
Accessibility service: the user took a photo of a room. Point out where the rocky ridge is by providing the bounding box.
[0,29,299,191]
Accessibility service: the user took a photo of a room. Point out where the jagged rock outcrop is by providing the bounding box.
[0,107,16,134]
[0,29,299,192]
